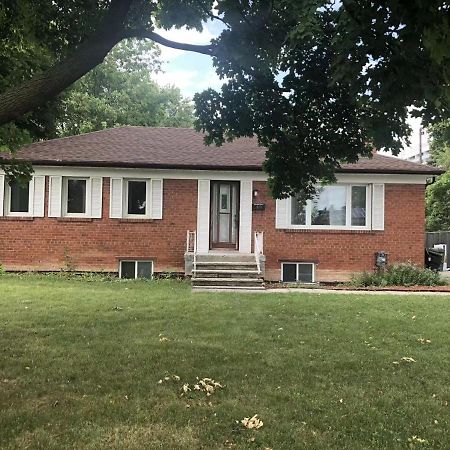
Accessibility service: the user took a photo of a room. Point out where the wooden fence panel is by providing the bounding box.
[426,231,450,248]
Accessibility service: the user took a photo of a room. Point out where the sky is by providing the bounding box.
[152,21,427,160]
[152,21,224,97]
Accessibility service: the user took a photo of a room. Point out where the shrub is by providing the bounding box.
[0,264,5,276]
[351,263,446,287]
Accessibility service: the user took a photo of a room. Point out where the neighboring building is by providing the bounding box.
[406,150,431,164]
[0,127,442,285]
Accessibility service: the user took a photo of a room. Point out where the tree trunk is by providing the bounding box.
[0,0,133,125]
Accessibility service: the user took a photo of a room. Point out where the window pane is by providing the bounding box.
[67,179,86,213]
[282,263,297,282]
[137,261,153,279]
[298,264,313,283]
[128,181,146,215]
[291,197,306,225]
[10,181,29,213]
[351,186,367,226]
[121,261,135,279]
[311,186,346,226]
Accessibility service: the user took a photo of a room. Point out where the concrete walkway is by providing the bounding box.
[193,287,450,296]
[267,288,450,296]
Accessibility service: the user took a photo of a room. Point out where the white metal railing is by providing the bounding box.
[254,231,264,274]
[186,230,198,273]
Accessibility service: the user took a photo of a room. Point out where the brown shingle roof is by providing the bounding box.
[1,126,443,175]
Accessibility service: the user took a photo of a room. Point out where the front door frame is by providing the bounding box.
[210,180,240,250]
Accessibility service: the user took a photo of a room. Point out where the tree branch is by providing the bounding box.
[0,0,218,127]
[194,0,231,28]
[122,28,214,55]
[0,0,133,126]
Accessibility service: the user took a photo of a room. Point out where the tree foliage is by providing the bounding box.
[1,0,449,197]
[58,39,194,136]
[426,119,450,231]
[195,0,450,197]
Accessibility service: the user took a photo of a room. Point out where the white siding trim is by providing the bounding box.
[32,175,45,217]
[48,175,62,217]
[197,179,210,253]
[19,166,431,185]
[372,183,385,230]
[150,179,163,219]
[0,175,4,217]
[90,177,103,218]
[239,180,253,253]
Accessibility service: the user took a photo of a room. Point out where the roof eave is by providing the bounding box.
[24,160,265,172]
[5,158,443,176]
[336,168,444,176]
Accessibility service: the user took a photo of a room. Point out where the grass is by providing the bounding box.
[0,274,449,450]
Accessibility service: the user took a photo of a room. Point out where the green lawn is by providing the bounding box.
[0,275,449,450]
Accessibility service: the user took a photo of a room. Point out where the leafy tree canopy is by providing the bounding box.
[426,119,450,231]
[58,39,194,137]
[0,0,449,197]
[428,119,450,170]
[426,171,450,232]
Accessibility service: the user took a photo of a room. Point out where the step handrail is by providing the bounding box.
[193,230,197,274]
[186,230,198,274]
[254,231,263,274]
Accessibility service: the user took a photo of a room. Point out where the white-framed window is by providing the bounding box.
[110,178,163,220]
[62,177,89,217]
[123,179,151,218]
[5,179,32,216]
[281,262,315,283]
[289,184,370,230]
[119,260,153,279]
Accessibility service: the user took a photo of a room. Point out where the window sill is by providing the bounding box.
[117,218,157,223]
[282,228,381,234]
[0,216,34,221]
[57,217,93,223]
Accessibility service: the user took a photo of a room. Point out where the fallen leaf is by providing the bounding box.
[241,414,264,429]
[401,356,416,363]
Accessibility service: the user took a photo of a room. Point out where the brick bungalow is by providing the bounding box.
[0,126,442,286]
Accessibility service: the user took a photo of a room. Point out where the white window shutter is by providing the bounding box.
[90,177,103,218]
[110,177,123,218]
[196,180,210,253]
[372,184,385,230]
[275,198,289,229]
[150,179,163,219]
[239,180,253,253]
[48,176,62,217]
[32,175,45,217]
[0,174,4,217]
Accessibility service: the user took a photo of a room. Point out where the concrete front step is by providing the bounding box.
[194,261,257,273]
[193,277,264,287]
[193,269,261,278]
[196,253,255,263]
[195,261,257,266]
[193,285,266,291]
[192,253,264,289]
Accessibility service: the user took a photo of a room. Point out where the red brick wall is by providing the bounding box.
[0,178,197,273]
[252,182,425,281]
[0,177,426,280]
